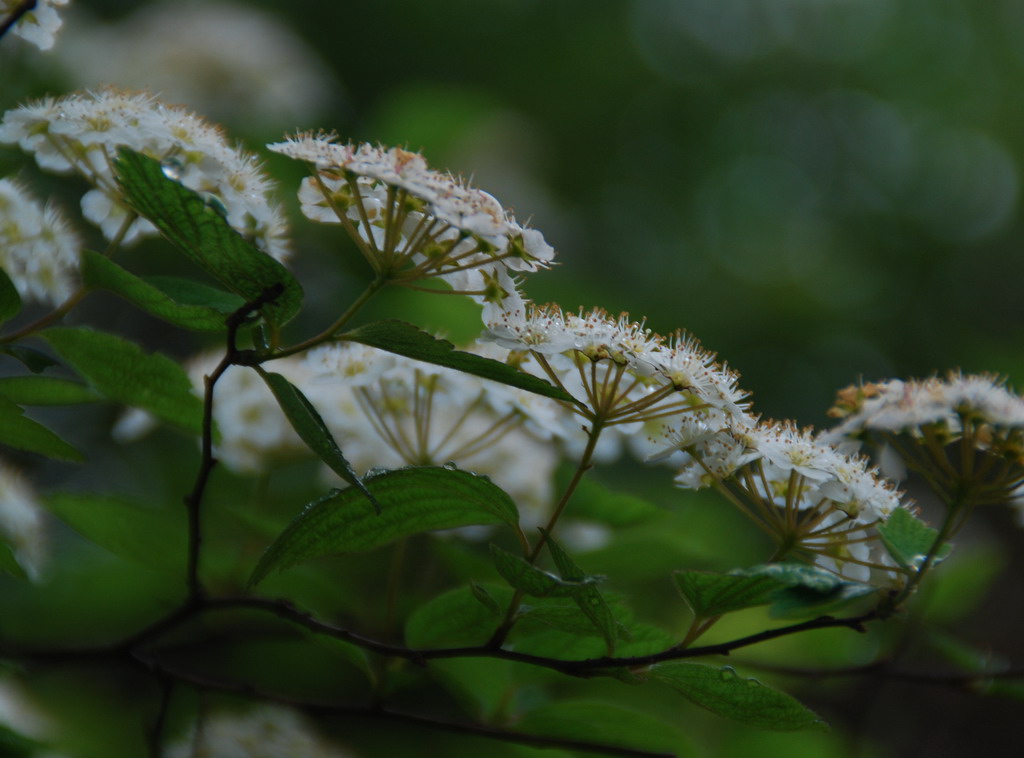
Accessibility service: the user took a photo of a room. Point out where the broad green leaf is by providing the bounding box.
[81,250,244,331]
[342,320,574,402]
[406,584,514,647]
[673,569,782,617]
[114,149,302,327]
[877,507,952,570]
[0,376,99,405]
[544,529,618,653]
[675,563,877,620]
[42,327,203,434]
[516,701,694,758]
[0,267,21,325]
[490,543,602,598]
[0,541,28,580]
[260,370,376,510]
[0,345,59,373]
[250,467,519,586]
[0,723,42,757]
[651,662,827,731]
[0,396,83,461]
[557,467,661,526]
[519,603,631,641]
[45,493,185,570]
[469,580,502,616]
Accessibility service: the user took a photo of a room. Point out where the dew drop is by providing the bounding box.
[442,461,458,470]
[719,666,738,681]
[161,159,183,181]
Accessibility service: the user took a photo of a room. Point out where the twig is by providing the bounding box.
[136,654,675,758]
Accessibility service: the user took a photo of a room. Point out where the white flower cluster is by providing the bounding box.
[303,341,562,524]
[826,373,1024,439]
[674,419,904,582]
[56,1,337,129]
[1,0,68,51]
[485,302,751,460]
[119,341,565,527]
[825,373,1024,517]
[0,460,48,580]
[0,178,80,306]
[166,705,355,758]
[0,88,290,259]
[268,133,553,313]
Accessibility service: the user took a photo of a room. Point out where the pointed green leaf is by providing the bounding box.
[250,466,519,586]
[519,603,631,641]
[544,529,618,653]
[0,345,59,373]
[673,569,783,617]
[651,662,828,731]
[0,396,83,461]
[406,584,515,647]
[877,507,952,570]
[0,722,43,757]
[81,250,244,331]
[343,320,574,402]
[113,149,302,327]
[557,466,661,526]
[0,541,28,580]
[469,580,502,616]
[45,492,186,570]
[516,701,695,758]
[259,370,377,510]
[489,543,603,598]
[0,267,21,325]
[42,327,202,434]
[0,376,99,405]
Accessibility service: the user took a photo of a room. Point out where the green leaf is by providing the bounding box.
[556,467,661,526]
[0,396,83,461]
[489,543,602,598]
[0,376,99,405]
[650,662,827,731]
[516,701,694,758]
[45,492,186,571]
[0,541,28,580]
[113,149,302,327]
[81,250,244,331]
[259,370,376,510]
[0,345,59,373]
[343,320,574,402]
[877,507,952,570]
[406,584,514,647]
[543,530,618,654]
[0,722,43,757]
[675,563,877,620]
[250,466,519,586]
[673,569,783,617]
[0,266,21,325]
[42,327,203,434]
[469,580,502,616]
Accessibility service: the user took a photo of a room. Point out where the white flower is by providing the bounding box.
[0,88,291,260]
[55,1,337,129]
[1,0,69,51]
[268,133,552,307]
[166,705,355,758]
[0,178,80,306]
[0,460,48,580]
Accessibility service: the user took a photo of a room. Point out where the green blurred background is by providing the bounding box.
[3,1,1024,756]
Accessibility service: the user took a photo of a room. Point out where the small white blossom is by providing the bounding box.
[166,705,356,758]
[268,133,552,309]
[0,460,48,580]
[0,178,80,306]
[0,88,291,260]
[1,0,69,51]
